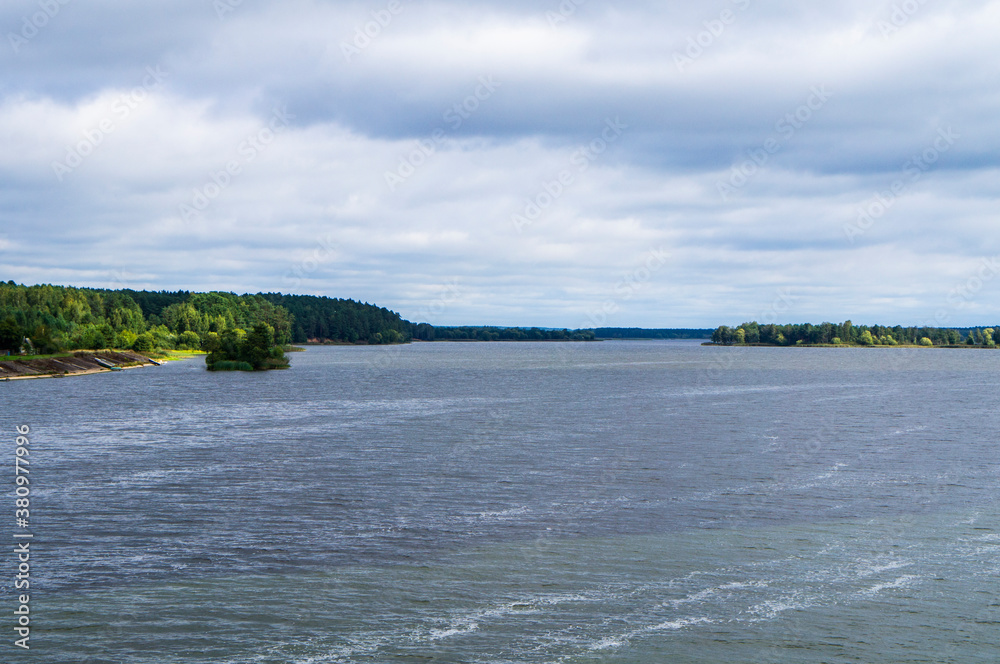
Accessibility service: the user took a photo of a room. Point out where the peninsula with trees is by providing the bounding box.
[0,281,413,376]
[0,281,599,377]
[710,321,998,347]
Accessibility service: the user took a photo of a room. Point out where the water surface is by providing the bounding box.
[4,342,999,662]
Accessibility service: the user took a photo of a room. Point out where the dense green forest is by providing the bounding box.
[711,321,998,347]
[260,293,410,345]
[0,281,413,354]
[592,328,713,340]
[410,325,596,342]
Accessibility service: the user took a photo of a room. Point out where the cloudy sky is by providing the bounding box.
[1,0,998,327]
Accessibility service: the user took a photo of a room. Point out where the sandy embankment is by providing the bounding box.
[0,350,159,381]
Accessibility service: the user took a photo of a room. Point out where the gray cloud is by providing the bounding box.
[2,0,1000,327]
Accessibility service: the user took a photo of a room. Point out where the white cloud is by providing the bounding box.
[2,0,1000,326]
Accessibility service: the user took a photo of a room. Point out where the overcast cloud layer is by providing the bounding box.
[1,0,999,327]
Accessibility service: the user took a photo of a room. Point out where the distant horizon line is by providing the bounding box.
[4,280,998,331]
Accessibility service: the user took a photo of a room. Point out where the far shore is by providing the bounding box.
[702,342,994,349]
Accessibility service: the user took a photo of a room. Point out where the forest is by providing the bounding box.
[592,328,713,340]
[0,281,413,354]
[259,293,410,345]
[410,325,596,342]
[11,280,993,356]
[711,321,998,347]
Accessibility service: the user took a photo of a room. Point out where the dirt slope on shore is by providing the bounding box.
[0,351,156,380]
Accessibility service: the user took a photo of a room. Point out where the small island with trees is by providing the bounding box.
[204,323,290,371]
[710,321,998,347]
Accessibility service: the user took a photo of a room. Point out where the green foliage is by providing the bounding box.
[161,302,206,334]
[28,325,61,354]
[2,280,693,359]
[200,331,220,352]
[114,329,139,349]
[132,332,156,353]
[0,317,23,352]
[260,293,408,344]
[205,323,289,371]
[711,320,982,347]
[418,326,596,342]
[177,330,201,349]
[590,328,713,340]
[148,324,176,349]
[711,326,733,345]
[70,322,113,349]
[919,337,934,346]
[244,322,275,367]
[0,282,310,354]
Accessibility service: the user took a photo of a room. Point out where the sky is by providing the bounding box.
[1,0,998,328]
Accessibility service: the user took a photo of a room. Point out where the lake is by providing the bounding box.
[5,341,999,662]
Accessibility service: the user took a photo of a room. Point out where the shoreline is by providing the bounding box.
[0,350,197,382]
[701,342,995,349]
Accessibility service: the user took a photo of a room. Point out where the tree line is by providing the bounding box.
[410,325,596,342]
[711,321,998,347]
[592,328,713,340]
[259,293,410,345]
[0,281,414,354]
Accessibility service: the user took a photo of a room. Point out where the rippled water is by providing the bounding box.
[4,341,999,662]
